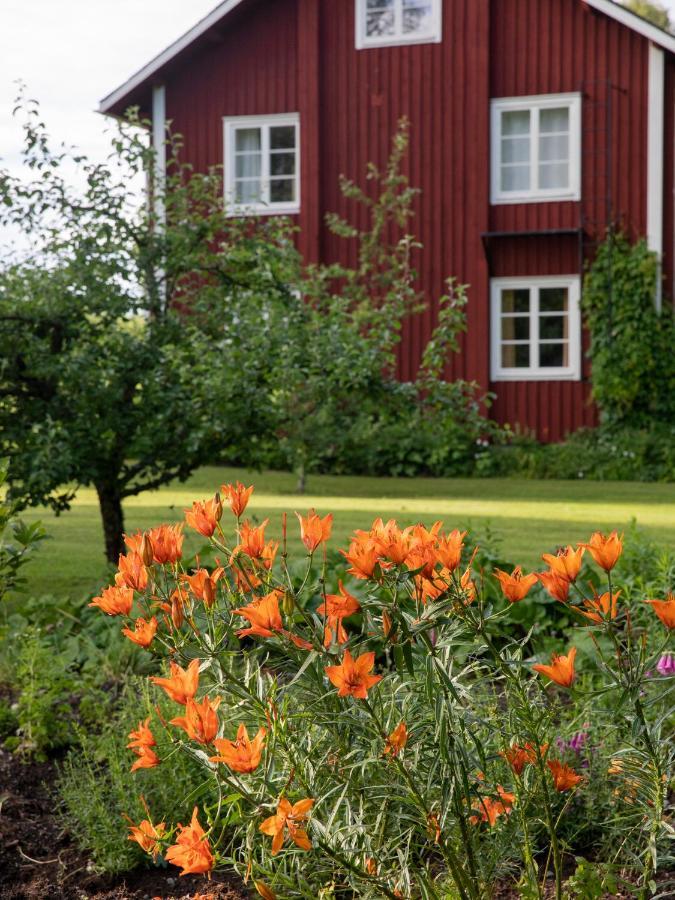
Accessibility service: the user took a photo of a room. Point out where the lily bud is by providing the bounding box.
[203,578,216,608]
[382,610,396,643]
[140,533,154,567]
[282,591,295,615]
[213,492,223,522]
[171,593,184,629]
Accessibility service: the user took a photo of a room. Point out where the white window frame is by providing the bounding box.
[355,0,442,49]
[490,276,582,382]
[490,93,582,205]
[223,113,301,216]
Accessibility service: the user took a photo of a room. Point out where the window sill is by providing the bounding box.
[491,372,581,382]
[490,193,581,206]
[356,34,442,49]
[225,204,300,218]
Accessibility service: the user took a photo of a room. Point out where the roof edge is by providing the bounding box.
[584,0,675,54]
[98,0,246,114]
[99,0,675,116]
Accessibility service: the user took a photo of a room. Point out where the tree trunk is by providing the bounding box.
[96,483,125,564]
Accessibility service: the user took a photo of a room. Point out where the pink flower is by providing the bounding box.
[656,653,675,676]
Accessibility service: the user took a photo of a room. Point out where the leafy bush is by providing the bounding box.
[83,483,674,898]
[0,459,45,603]
[581,232,675,428]
[479,423,675,483]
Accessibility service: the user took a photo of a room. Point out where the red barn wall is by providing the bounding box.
[157,0,669,443]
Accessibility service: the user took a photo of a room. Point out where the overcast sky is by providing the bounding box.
[1,0,675,243]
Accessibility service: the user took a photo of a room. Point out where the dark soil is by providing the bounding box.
[0,748,249,900]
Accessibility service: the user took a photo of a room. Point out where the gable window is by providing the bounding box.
[223,114,300,215]
[490,94,581,204]
[490,277,581,381]
[355,0,442,49]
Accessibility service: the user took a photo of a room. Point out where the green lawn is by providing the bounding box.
[18,466,675,599]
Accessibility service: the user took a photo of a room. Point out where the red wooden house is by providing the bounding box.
[100,0,675,441]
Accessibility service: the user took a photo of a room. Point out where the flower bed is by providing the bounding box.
[88,484,675,899]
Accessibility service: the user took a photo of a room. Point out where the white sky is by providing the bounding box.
[1,0,674,246]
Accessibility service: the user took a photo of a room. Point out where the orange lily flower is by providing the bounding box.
[580,590,621,624]
[500,742,548,776]
[148,523,184,564]
[182,567,224,608]
[128,817,166,857]
[547,759,584,791]
[580,530,623,571]
[365,857,378,876]
[185,497,222,538]
[533,647,577,687]
[317,581,361,646]
[325,649,382,699]
[341,538,382,580]
[260,797,314,855]
[165,807,214,876]
[90,584,134,617]
[434,529,467,572]
[210,723,267,773]
[171,697,221,745]
[234,591,283,639]
[234,519,270,560]
[128,718,160,772]
[151,658,200,704]
[541,546,585,582]
[494,566,539,603]
[122,616,158,648]
[221,481,254,518]
[116,552,148,592]
[537,569,571,603]
[371,519,412,565]
[383,721,408,757]
[296,510,333,553]
[646,594,675,629]
[470,786,515,826]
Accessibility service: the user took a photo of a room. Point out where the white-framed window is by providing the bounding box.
[223,113,300,216]
[355,0,442,49]
[490,94,582,204]
[490,276,582,381]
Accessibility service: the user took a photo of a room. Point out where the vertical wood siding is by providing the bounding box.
[155,0,670,442]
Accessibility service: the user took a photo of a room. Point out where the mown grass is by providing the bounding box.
[17,466,675,600]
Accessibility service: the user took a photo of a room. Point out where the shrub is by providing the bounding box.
[83,483,675,899]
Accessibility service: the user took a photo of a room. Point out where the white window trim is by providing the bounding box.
[223,113,301,217]
[490,93,582,205]
[355,0,442,50]
[490,276,582,382]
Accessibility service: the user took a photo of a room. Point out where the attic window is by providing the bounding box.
[355,0,442,49]
[223,114,300,216]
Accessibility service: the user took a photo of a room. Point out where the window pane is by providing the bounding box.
[502,110,530,136]
[539,316,567,341]
[270,152,296,176]
[540,288,568,312]
[539,162,569,189]
[235,153,261,178]
[270,126,295,150]
[540,107,569,133]
[539,134,568,162]
[367,0,393,6]
[502,344,530,368]
[270,179,295,203]
[501,289,530,314]
[235,180,262,204]
[366,9,395,35]
[502,137,530,164]
[501,317,529,341]
[403,0,433,33]
[501,165,530,192]
[235,128,261,152]
[539,343,567,367]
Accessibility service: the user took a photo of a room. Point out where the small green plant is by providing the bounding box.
[0,459,45,604]
[57,679,211,874]
[0,698,18,741]
[563,858,619,899]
